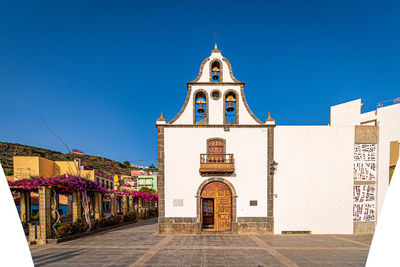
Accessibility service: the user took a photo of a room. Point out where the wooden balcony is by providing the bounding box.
[199,154,234,175]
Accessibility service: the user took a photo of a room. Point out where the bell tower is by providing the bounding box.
[166,44,263,126]
[156,43,275,235]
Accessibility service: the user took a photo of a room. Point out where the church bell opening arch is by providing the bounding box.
[196,178,237,232]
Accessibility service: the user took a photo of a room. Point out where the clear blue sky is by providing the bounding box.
[0,0,399,165]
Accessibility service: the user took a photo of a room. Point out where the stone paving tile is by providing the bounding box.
[33,247,148,267]
[30,219,373,267]
[336,234,373,245]
[143,248,284,267]
[257,235,365,248]
[61,231,164,246]
[277,248,369,267]
[167,235,259,247]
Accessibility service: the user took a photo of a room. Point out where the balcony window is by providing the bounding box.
[199,138,234,175]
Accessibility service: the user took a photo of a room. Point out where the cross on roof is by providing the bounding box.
[213,33,220,51]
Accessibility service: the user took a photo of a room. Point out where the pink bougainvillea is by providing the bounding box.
[8,175,158,203]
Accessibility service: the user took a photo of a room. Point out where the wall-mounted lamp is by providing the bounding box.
[269,161,278,175]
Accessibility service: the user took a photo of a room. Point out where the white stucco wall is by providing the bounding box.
[372,104,400,215]
[274,126,354,234]
[331,99,400,218]
[173,84,260,125]
[164,127,268,218]
[330,99,362,126]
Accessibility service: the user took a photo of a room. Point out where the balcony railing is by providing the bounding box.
[199,154,234,175]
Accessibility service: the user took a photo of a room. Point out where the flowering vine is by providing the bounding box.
[8,175,158,203]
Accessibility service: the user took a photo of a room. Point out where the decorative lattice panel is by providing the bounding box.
[353,184,376,221]
[353,144,377,181]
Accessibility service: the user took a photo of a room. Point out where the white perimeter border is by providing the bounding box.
[0,163,34,266]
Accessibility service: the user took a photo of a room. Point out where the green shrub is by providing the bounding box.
[53,222,62,229]
[31,212,39,221]
[71,219,88,233]
[149,209,158,217]
[98,217,111,227]
[55,224,73,238]
[55,219,88,238]
[92,219,100,230]
[54,212,140,239]
[109,215,120,225]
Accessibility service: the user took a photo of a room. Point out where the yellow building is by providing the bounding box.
[113,175,136,191]
[13,156,114,189]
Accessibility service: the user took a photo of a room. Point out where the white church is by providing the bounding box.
[156,44,400,234]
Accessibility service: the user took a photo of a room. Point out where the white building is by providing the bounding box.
[156,45,400,234]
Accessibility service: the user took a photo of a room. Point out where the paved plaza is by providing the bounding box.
[30,218,372,267]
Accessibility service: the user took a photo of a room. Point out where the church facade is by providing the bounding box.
[156,45,400,234]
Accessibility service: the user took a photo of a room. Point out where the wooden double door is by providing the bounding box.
[201,181,232,231]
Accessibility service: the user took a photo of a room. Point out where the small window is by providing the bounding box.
[211,90,221,100]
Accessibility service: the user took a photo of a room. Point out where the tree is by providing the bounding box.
[123,161,130,166]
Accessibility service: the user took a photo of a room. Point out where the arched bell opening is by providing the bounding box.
[193,90,208,125]
[210,60,222,82]
[224,90,238,124]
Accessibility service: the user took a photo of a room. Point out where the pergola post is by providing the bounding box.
[128,195,134,213]
[122,195,128,215]
[116,198,120,214]
[95,192,103,219]
[135,198,139,213]
[110,194,116,216]
[72,191,82,222]
[51,191,59,220]
[20,191,31,223]
[145,201,150,218]
[90,193,95,217]
[138,198,144,219]
[38,186,51,245]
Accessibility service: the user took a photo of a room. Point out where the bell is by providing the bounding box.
[197,103,205,113]
[226,95,235,102]
[212,71,219,81]
[226,102,234,112]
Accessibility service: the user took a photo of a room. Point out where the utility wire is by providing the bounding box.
[130,158,157,162]
[38,114,72,154]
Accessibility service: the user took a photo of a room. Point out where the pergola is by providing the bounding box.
[8,175,158,245]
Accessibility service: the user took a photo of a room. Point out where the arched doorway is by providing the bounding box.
[200,181,232,231]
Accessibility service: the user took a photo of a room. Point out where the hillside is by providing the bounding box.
[0,142,154,176]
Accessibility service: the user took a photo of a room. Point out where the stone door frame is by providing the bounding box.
[196,178,237,231]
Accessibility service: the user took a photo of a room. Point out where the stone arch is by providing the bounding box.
[193,89,209,125]
[223,89,239,124]
[195,178,237,229]
[209,59,224,82]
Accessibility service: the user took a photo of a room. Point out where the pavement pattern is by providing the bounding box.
[30,218,372,267]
